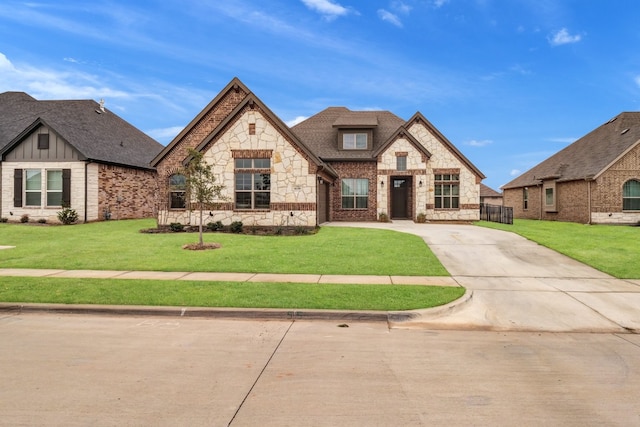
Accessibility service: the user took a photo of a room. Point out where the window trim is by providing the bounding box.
[168,173,187,210]
[523,187,529,210]
[338,129,373,151]
[622,179,640,211]
[396,156,407,171]
[434,173,460,210]
[45,169,63,207]
[234,158,271,210]
[341,178,369,209]
[24,169,42,207]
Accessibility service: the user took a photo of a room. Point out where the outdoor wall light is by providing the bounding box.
[380,180,384,188]
[419,180,423,187]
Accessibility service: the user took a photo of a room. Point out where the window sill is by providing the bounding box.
[234,209,271,212]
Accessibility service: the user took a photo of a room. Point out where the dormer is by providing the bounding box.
[333,112,378,151]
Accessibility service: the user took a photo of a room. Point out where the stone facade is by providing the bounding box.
[158,108,318,227]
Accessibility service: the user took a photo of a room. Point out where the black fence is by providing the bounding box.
[480,203,513,225]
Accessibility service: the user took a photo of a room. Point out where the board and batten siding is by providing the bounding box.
[3,126,83,162]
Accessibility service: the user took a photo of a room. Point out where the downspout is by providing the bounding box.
[587,178,592,224]
[84,161,89,223]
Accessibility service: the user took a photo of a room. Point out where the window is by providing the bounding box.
[396,156,407,171]
[25,169,42,206]
[38,134,49,150]
[342,133,367,150]
[523,187,529,210]
[235,158,270,210]
[545,188,554,205]
[623,179,640,211]
[434,174,459,209]
[46,170,63,206]
[341,178,368,209]
[169,174,186,209]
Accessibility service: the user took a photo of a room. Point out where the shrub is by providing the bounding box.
[57,206,78,225]
[37,218,47,224]
[20,214,29,223]
[206,220,223,231]
[230,221,243,233]
[379,212,389,222]
[416,212,427,223]
[0,217,8,223]
[169,222,184,232]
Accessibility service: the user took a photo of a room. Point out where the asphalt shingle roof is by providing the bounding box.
[291,107,406,160]
[0,92,163,170]
[502,112,640,189]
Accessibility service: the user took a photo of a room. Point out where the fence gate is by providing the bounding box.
[480,203,513,224]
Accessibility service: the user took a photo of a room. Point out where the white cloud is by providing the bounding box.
[546,137,576,144]
[146,126,184,143]
[0,52,129,100]
[635,75,640,88]
[391,1,412,14]
[466,139,493,147]
[378,9,403,27]
[548,28,582,46]
[286,116,308,127]
[300,0,350,20]
[433,0,449,8]
[510,169,521,176]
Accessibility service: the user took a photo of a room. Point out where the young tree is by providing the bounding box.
[184,149,227,247]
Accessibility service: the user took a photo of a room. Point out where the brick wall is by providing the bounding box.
[330,161,378,221]
[155,87,248,210]
[98,165,158,220]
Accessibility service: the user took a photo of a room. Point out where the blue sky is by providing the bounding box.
[2,0,639,190]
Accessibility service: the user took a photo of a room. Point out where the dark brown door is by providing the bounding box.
[391,178,409,219]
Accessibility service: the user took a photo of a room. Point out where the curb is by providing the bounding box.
[0,292,473,324]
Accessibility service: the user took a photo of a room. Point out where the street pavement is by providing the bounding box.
[1,313,639,426]
[1,221,639,333]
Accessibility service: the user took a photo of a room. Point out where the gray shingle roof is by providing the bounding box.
[0,91,163,170]
[291,107,406,160]
[502,112,640,189]
[480,183,502,198]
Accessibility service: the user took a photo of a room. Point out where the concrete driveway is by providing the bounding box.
[327,221,640,333]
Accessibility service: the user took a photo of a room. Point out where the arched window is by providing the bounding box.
[622,179,640,211]
[169,173,186,209]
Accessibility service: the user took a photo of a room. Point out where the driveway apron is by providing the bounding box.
[326,221,640,333]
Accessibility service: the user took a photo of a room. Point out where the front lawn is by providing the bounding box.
[476,219,640,278]
[0,219,448,276]
[0,277,464,311]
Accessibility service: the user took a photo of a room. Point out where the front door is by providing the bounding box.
[391,178,409,219]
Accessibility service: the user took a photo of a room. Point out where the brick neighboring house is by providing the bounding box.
[0,92,163,223]
[480,183,503,206]
[502,112,640,224]
[152,77,485,227]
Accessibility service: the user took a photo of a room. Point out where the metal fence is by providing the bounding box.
[480,203,513,225]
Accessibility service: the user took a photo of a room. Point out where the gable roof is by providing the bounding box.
[152,77,337,178]
[0,91,162,170]
[291,107,406,160]
[480,183,502,198]
[503,112,640,189]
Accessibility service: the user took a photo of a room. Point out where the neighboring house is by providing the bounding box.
[480,183,503,206]
[502,112,640,224]
[0,92,163,223]
[152,77,485,227]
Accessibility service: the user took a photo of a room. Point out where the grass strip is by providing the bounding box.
[0,277,464,311]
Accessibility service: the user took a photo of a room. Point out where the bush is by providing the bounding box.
[230,221,243,233]
[379,212,389,222]
[57,206,78,225]
[206,220,224,231]
[20,214,29,223]
[169,222,184,232]
[37,218,47,224]
[0,217,8,223]
[416,212,427,223]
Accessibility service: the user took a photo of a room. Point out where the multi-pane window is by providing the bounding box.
[623,179,640,211]
[235,158,271,210]
[46,170,63,206]
[25,169,42,206]
[342,133,367,150]
[545,188,554,206]
[169,174,186,209]
[341,178,368,209]
[397,156,407,171]
[434,173,459,209]
[523,187,529,210]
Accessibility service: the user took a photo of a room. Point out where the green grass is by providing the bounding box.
[0,219,447,276]
[476,219,640,278]
[0,277,464,311]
